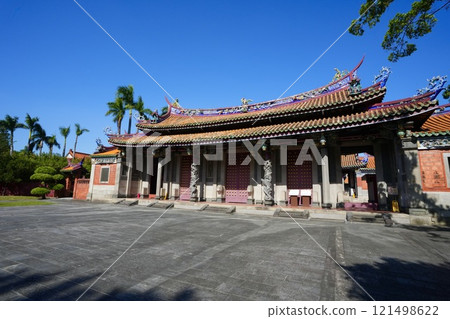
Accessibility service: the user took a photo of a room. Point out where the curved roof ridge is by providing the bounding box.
[151,58,365,120]
[112,99,439,146]
[136,83,386,130]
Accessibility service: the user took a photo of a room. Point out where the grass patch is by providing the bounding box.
[0,196,40,201]
[0,196,54,207]
[0,200,54,207]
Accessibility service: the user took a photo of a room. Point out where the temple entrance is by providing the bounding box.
[366,174,378,203]
[148,157,158,197]
[286,150,313,205]
[225,152,250,203]
[180,155,192,200]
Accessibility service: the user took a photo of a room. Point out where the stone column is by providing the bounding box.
[125,165,133,198]
[87,161,96,201]
[190,163,200,202]
[263,159,274,206]
[321,147,331,208]
[328,144,344,208]
[155,158,163,200]
[218,158,226,203]
[112,158,122,198]
[394,139,407,209]
[312,158,321,207]
[400,137,427,209]
[374,140,388,210]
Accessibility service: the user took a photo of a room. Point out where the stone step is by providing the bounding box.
[274,209,310,219]
[147,201,174,210]
[347,212,392,225]
[115,199,138,206]
[201,205,236,214]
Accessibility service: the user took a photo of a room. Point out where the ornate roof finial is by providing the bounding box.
[373,67,391,88]
[241,98,252,106]
[133,112,146,121]
[103,127,113,136]
[416,75,447,99]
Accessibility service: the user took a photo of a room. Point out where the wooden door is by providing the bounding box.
[225,152,250,203]
[287,150,312,190]
[180,156,192,200]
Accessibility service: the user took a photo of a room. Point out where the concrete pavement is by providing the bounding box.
[0,200,449,301]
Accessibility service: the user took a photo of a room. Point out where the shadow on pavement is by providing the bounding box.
[0,269,197,301]
[345,257,450,301]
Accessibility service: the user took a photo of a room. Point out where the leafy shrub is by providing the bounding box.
[52,184,64,191]
[31,187,50,198]
[30,165,65,198]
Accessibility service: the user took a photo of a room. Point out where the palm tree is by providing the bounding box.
[24,113,40,153]
[59,126,70,156]
[133,96,152,132]
[31,125,48,156]
[74,123,89,158]
[105,97,125,134]
[0,115,26,156]
[117,85,135,134]
[46,135,60,156]
[134,96,152,119]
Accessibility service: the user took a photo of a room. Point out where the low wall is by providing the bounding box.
[73,178,90,200]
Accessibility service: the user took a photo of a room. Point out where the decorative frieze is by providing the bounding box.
[418,137,450,150]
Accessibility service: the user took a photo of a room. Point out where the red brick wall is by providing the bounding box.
[357,176,368,190]
[73,178,90,200]
[419,150,450,192]
[93,164,117,186]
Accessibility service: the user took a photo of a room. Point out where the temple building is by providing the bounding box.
[85,59,449,220]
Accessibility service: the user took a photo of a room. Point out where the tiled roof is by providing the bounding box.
[61,161,84,173]
[137,84,386,130]
[366,156,375,169]
[341,154,375,169]
[412,130,450,137]
[66,149,90,160]
[420,107,450,132]
[91,149,121,158]
[110,99,439,146]
[411,104,450,137]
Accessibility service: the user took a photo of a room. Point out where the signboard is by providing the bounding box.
[94,157,116,164]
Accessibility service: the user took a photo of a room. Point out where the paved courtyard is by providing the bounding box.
[0,200,449,301]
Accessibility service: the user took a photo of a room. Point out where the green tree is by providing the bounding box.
[350,0,450,62]
[117,85,135,134]
[30,166,64,199]
[105,97,126,134]
[0,152,37,195]
[73,123,89,158]
[31,125,48,156]
[24,113,41,153]
[0,115,26,156]
[59,125,70,156]
[0,127,9,155]
[46,135,60,156]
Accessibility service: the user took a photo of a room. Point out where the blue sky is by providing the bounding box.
[1,0,449,154]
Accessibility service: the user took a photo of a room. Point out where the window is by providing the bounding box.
[444,153,450,188]
[100,166,110,183]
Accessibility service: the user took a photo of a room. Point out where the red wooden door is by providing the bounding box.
[180,156,192,200]
[225,152,250,203]
[287,150,312,190]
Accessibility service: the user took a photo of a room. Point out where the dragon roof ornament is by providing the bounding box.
[373,67,391,88]
[416,75,447,100]
[164,58,365,118]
